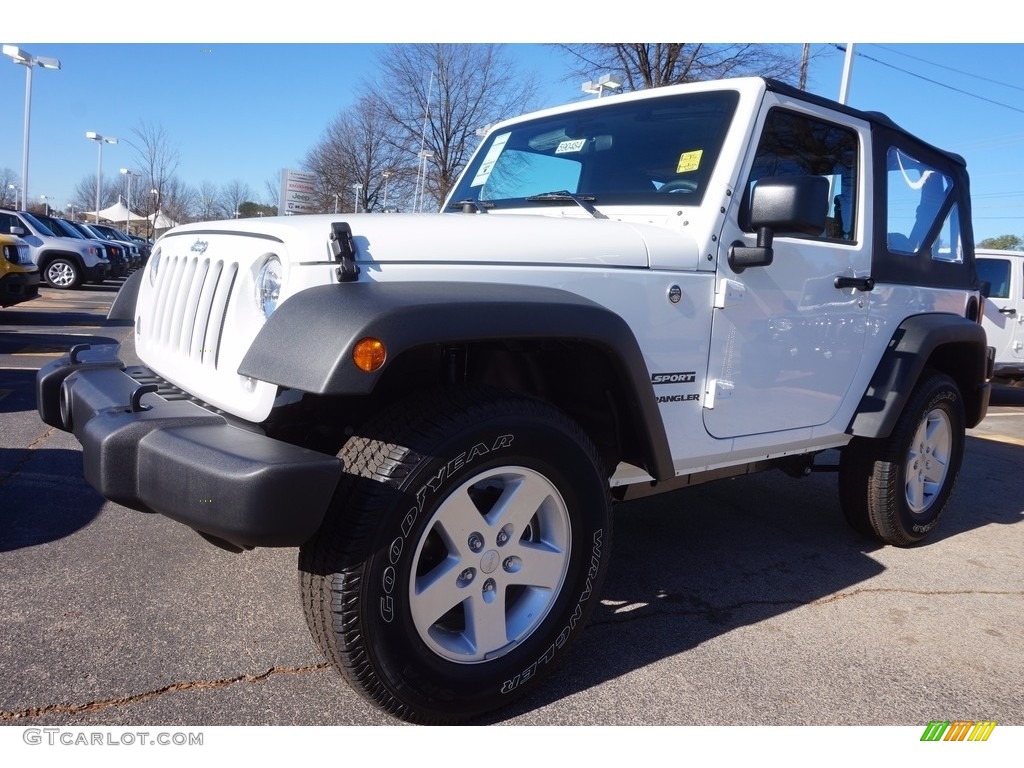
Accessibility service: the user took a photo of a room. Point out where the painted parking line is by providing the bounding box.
[8,345,67,356]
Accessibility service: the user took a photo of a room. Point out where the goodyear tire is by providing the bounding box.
[299,387,612,723]
[44,258,81,289]
[839,371,965,546]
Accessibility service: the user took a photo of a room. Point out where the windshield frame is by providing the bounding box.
[446,89,741,212]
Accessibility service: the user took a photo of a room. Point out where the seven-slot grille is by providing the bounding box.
[144,254,239,369]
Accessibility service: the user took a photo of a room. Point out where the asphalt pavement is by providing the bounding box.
[1,285,1022,733]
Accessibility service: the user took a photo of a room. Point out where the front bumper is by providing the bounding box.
[0,270,40,307]
[36,344,342,548]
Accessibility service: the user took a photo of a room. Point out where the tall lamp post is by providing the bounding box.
[40,195,49,216]
[120,168,138,235]
[7,184,18,210]
[150,189,160,240]
[381,171,391,212]
[352,183,362,214]
[581,73,622,99]
[4,45,61,214]
[85,131,117,223]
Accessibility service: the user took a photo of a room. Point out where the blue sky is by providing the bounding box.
[4,6,1024,242]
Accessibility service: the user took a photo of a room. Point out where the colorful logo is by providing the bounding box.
[921,721,997,741]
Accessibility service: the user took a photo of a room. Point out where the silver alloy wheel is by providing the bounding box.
[905,406,952,514]
[46,260,77,288]
[408,465,571,663]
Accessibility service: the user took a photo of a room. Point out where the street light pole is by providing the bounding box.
[353,183,362,213]
[150,189,159,240]
[382,171,391,212]
[120,168,138,235]
[85,131,118,223]
[4,45,61,213]
[581,73,623,99]
[40,195,49,216]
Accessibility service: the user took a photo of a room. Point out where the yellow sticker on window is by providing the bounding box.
[676,149,703,173]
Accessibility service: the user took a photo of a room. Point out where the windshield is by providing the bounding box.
[43,217,86,239]
[447,90,739,210]
[21,212,58,237]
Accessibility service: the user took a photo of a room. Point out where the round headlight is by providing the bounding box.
[148,247,162,287]
[255,255,282,318]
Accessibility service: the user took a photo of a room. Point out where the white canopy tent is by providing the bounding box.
[149,210,180,234]
[83,200,146,235]
[81,200,179,238]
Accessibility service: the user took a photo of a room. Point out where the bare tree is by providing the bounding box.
[217,179,251,219]
[556,44,803,92]
[263,171,284,211]
[126,121,181,220]
[367,44,543,210]
[305,95,412,214]
[162,178,198,225]
[0,168,18,208]
[71,174,121,216]
[196,180,220,221]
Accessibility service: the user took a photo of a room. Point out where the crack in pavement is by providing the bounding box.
[593,587,1024,627]
[0,425,56,488]
[0,662,331,722]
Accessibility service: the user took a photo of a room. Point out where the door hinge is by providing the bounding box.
[714,279,745,309]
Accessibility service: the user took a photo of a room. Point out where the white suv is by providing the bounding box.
[0,209,110,288]
[38,77,993,723]
[977,248,1024,380]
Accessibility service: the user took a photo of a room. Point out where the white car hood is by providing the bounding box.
[165,212,700,271]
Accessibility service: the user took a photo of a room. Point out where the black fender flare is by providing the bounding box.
[848,313,991,437]
[239,281,674,481]
[107,268,145,321]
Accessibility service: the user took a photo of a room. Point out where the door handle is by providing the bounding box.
[998,307,1017,316]
[834,276,875,292]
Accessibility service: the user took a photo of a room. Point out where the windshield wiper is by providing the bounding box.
[525,190,607,219]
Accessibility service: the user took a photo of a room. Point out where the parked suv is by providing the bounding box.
[0,232,39,307]
[39,215,128,280]
[38,77,993,723]
[977,248,1024,380]
[83,222,142,270]
[0,209,109,288]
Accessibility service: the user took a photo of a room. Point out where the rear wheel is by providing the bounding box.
[839,371,964,546]
[299,387,612,723]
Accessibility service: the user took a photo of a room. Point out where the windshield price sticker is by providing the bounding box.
[555,139,587,154]
[676,149,704,173]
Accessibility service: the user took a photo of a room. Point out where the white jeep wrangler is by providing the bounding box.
[37,77,993,723]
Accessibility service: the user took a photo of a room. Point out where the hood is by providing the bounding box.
[163,212,701,271]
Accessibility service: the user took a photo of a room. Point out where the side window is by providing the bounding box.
[744,108,858,242]
[0,213,16,234]
[886,147,962,263]
[976,259,1011,299]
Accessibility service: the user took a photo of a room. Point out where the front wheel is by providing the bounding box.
[299,387,612,723]
[839,371,965,546]
[44,258,81,289]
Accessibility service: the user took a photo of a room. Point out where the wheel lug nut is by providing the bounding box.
[468,534,483,552]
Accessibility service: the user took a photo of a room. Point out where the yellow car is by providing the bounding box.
[0,232,40,307]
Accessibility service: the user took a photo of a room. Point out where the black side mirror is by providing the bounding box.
[729,176,829,273]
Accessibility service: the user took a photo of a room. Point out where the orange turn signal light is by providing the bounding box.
[353,337,386,372]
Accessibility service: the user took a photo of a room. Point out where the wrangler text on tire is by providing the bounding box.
[839,371,965,546]
[299,387,612,723]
